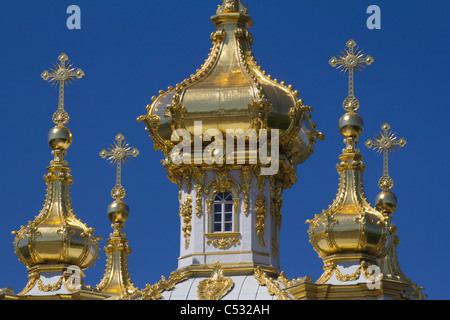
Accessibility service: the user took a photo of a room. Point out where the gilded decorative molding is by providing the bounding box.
[197,263,234,300]
[164,96,188,132]
[269,177,283,232]
[254,267,291,300]
[277,272,312,288]
[206,233,240,249]
[134,270,189,300]
[239,166,253,216]
[205,168,241,214]
[192,167,207,217]
[255,193,266,247]
[248,91,273,131]
[181,195,193,249]
[255,175,266,247]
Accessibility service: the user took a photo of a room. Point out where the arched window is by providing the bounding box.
[213,192,234,233]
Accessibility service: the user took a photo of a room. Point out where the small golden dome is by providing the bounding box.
[13,168,100,270]
[307,112,391,260]
[138,0,322,166]
[307,154,390,259]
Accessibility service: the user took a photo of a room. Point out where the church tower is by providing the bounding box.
[137,0,323,300]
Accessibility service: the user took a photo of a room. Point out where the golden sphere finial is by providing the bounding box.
[48,125,72,150]
[375,190,398,215]
[339,112,364,138]
[107,200,130,224]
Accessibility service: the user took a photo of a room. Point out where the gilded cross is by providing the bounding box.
[41,53,85,125]
[99,133,140,200]
[329,39,374,112]
[365,123,407,191]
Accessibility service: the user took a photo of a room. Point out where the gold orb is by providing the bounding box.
[107,200,129,224]
[48,125,72,150]
[375,191,398,214]
[339,112,364,138]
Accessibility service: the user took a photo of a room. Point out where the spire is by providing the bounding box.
[12,54,100,296]
[306,40,393,285]
[97,133,139,299]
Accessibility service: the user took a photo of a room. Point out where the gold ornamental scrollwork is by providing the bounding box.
[206,233,241,249]
[193,167,207,217]
[239,167,253,217]
[181,195,193,249]
[277,272,313,288]
[255,175,267,247]
[254,267,292,300]
[197,263,234,300]
[133,270,189,300]
[204,168,241,214]
[335,267,361,282]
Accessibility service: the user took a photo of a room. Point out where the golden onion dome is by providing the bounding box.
[306,113,393,260]
[138,0,323,166]
[12,125,100,270]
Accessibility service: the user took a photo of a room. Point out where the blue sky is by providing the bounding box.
[0,0,448,299]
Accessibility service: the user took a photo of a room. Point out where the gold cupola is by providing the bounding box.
[306,40,394,284]
[12,54,100,295]
[138,0,323,171]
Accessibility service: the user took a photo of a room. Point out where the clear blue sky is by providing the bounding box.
[0,0,448,299]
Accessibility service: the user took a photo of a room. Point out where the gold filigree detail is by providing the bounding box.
[239,167,253,216]
[255,193,266,247]
[255,176,266,247]
[254,267,291,300]
[134,270,189,300]
[205,168,241,214]
[197,263,234,300]
[217,0,248,14]
[335,266,361,282]
[164,98,188,131]
[41,53,85,125]
[365,123,407,191]
[181,195,193,249]
[248,91,273,130]
[100,133,140,200]
[206,233,240,249]
[193,167,207,217]
[316,262,336,284]
[277,272,312,288]
[329,39,374,112]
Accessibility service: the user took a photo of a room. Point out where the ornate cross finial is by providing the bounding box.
[99,133,140,200]
[365,123,407,191]
[41,53,85,125]
[329,39,374,112]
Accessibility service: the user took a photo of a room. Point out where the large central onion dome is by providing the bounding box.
[138,0,323,172]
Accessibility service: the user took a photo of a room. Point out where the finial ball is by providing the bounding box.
[339,112,364,138]
[107,200,129,224]
[48,125,72,150]
[375,190,398,214]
